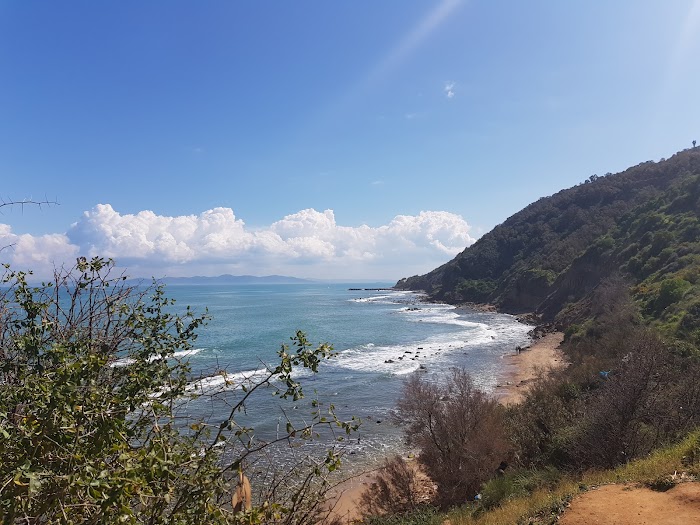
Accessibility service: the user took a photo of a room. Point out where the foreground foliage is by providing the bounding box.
[0,258,356,524]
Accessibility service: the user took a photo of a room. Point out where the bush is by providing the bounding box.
[0,258,356,524]
[363,506,442,525]
[569,331,688,469]
[480,466,563,509]
[360,455,424,517]
[394,370,509,508]
[649,277,692,315]
[505,374,575,468]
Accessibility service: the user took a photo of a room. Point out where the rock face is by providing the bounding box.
[396,148,700,325]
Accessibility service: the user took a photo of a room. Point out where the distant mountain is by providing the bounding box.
[156,274,315,285]
[396,148,700,343]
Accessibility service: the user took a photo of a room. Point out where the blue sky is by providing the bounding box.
[1,1,699,280]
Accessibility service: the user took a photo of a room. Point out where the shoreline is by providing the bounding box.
[329,326,567,522]
[492,331,566,405]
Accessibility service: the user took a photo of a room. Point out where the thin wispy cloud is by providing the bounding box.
[319,0,465,122]
[368,0,464,85]
[444,81,456,99]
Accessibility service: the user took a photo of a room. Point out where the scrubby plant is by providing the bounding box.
[393,370,509,508]
[0,258,357,524]
[363,506,442,525]
[360,456,419,516]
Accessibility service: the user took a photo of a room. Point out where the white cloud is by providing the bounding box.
[0,225,79,276]
[444,81,456,99]
[3,205,476,280]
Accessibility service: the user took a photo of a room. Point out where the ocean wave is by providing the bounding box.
[348,290,422,305]
[111,347,204,367]
[331,315,531,376]
[402,305,490,329]
[185,368,268,393]
[185,365,314,395]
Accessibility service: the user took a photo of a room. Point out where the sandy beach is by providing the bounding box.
[328,468,385,523]
[328,331,567,522]
[492,331,566,405]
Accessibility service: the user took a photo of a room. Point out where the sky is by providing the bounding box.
[1,1,700,281]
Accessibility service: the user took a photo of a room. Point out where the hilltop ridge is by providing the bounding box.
[396,147,700,343]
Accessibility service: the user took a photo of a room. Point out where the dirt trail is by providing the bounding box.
[559,483,700,525]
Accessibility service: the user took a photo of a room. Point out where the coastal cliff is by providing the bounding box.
[397,147,700,343]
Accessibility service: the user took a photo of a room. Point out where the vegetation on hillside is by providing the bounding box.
[362,283,700,523]
[371,148,700,523]
[396,148,700,345]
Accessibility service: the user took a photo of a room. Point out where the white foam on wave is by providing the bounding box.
[402,304,486,329]
[185,365,313,395]
[186,368,267,393]
[348,290,422,305]
[174,348,204,358]
[334,326,497,376]
[111,347,204,367]
[332,309,533,376]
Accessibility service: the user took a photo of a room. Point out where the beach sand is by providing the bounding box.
[492,331,566,405]
[328,331,567,522]
[327,470,382,523]
[328,457,429,524]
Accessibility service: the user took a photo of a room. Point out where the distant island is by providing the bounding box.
[154,274,315,285]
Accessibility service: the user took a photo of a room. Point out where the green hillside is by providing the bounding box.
[396,148,700,343]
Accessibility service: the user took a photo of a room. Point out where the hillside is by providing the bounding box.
[396,148,700,343]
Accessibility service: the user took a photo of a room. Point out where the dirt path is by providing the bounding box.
[559,483,700,525]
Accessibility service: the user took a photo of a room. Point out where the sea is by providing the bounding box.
[161,283,532,474]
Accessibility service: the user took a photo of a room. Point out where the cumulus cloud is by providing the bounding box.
[0,224,79,276]
[444,81,456,98]
[3,205,476,280]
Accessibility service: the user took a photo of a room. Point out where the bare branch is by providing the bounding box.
[0,197,59,212]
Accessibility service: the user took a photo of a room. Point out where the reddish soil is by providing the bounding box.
[559,483,700,525]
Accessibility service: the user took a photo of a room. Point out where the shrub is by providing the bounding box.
[394,370,509,508]
[0,259,356,524]
[360,455,422,516]
[569,331,685,469]
[505,374,575,468]
[656,277,691,311]
[363,506,442,525]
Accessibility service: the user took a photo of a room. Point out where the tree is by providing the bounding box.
[0,257,357,524]
[394,369,509,507]
[359,455,423,517]
[570,331,679,469]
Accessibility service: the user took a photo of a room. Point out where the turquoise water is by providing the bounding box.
[161,283,531,468]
